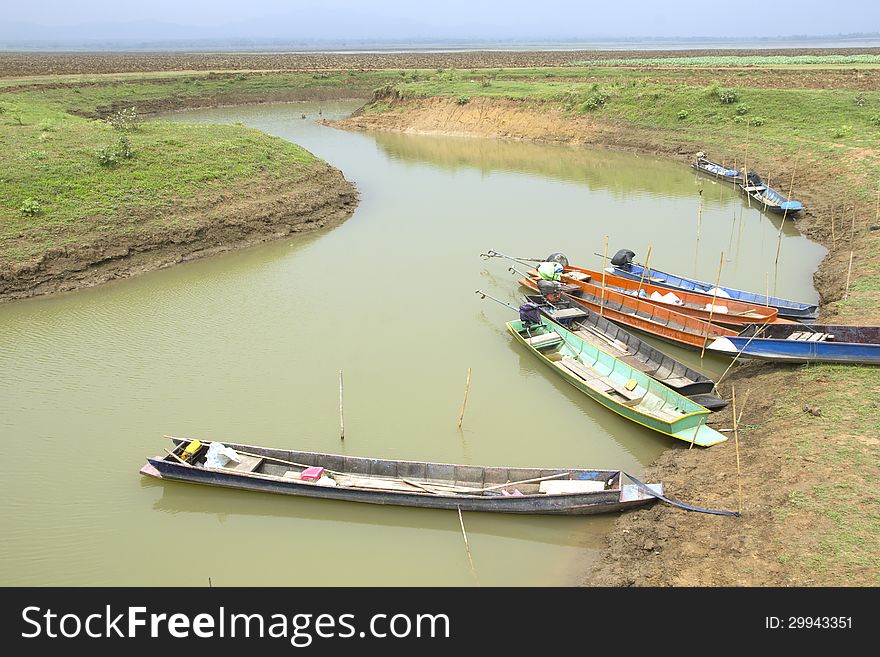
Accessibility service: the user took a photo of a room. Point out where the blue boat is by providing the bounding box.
[708,324,880,365]
[692,154,743,184]
[607,249,818,321]
[738,171,803,216]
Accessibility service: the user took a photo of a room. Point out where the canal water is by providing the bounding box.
[0,101,825,586]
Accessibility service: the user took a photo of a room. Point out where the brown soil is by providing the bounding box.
[2,48,878,77]
[332,95,879,586]
[0,162,357,302]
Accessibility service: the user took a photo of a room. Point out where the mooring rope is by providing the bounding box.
[623,472,741,517]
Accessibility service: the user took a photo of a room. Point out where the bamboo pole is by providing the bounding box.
[457,367,472,429]
[733,387,743,515]
[457,506,477,581]
[164,448,191,466]
[844,208,857,300]
[765,272,770,307]
[338,370,345,440]
[736,387,751,426]
[830,207,835,242]
[636,244,652,297]
[774,150,800,272]
[688,416,706,450]
[600,236,608,317]
[700,251,725,360]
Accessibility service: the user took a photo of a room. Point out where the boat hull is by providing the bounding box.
[709,324,880,365]
[143,460,659,515]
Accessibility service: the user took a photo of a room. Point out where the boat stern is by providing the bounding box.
[620,482,663,503]
[707,336,740,355]
[139,462,163,479]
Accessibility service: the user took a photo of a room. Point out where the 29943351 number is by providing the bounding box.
[788,617,852,629]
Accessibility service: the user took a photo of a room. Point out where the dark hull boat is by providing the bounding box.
[692,155,744,184]
[524,294,727,410]
[708,324,880,365]
[607,249,818,320]
[141,437,663,515]
[739,171,803,216]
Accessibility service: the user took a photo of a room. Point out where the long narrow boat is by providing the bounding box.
[708,324,880,365]
[508,316,726,446]
[692,154,744,184]
[524,294,728,410]
[558,264,780,327]
[519,273,738,351]
[140,437,662,515]
[607,250,818,320]
[738,172,803,217]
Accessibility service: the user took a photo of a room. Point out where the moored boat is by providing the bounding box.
[508,314,727,446]
[738,171,803,216]
[524,293,727,410]
[518,271,739,351]
[692,153,744,184]
[708,323,880,365]
[558,263,780,328]
[607,249,818,320]
[141,437,662,515]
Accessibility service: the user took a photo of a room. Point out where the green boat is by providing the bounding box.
[508,316,727,447]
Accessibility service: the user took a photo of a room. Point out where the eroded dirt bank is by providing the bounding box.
[0,163,357,303]
[335,96,880,586]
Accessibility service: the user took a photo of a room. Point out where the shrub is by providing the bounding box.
[831,125,852,138]
[717,89,738,104]
[677,109,689,120]
[581,91,609,111]
[456,95,470,105]
[702,82,721,97]
[870,114,880,127]
[117,135,134,159]
[735,104,750,115]
[19,197,42,216]
[480,79,491,87]
[751,116,766,126]
[95,136,134,167]
[106,107,141,131]
[854,93,865,107]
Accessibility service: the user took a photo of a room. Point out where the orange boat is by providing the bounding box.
[558,265,782,328]
[519,273,738,350]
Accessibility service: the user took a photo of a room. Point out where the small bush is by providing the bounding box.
[832,125,852,138]
[581,91,609,111]
[117,135,134,159]
[456,95,470,105]
[751,116,766,126]
[19,197,42,216]
[718,89,738,104]
[870,114,880,127]
[702,82,721,97]
[677,109,689,120]
[95,146,119,167]
[480,79,491,87]
[735,104,750,115]
[854,93,865,106]
[106,107,141,131]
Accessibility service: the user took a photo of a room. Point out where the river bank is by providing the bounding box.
[333,72,880,585]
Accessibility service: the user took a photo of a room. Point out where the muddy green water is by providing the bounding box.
[0,102,825,586]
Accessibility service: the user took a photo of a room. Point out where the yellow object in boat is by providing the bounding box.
[181,440,202,461]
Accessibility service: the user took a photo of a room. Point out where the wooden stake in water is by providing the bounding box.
[765,272,770,307]
[733,387,743,515]
[774,150,800,273]
[700,251,725,360]
[600,236,608,317]
[636,244,652,297]
[338,370,345,440]
[689,415,705,450]
[457,506,477,580]
[457,367,472,429]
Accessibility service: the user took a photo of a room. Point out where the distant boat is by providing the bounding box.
[708,324,880,365]
[738,171,803,216]
[692,154,744,184]
[607,249,818,321]
[141,437,663,515]
[508,313,727,446]
[524,293,728,410]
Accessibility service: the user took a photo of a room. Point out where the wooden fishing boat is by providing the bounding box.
[508,316,726,446]
[708,324,880,365]
[692,154,744,184]
[140,437,662,515]
[518,273,739,351]
[558,264,780,328]
[607,250,818,320]
[738,172,803,216]
[524,294,728,410]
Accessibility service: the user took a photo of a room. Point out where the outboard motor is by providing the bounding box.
[610,249,635,267]
[545,252,569,268]
[536,279,563,303]
[518,302,542,325]
[746,171,763,186]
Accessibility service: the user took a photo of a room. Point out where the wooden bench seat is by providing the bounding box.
[786,332,833,342]
[551,307,589,320]
[525,331,563,347]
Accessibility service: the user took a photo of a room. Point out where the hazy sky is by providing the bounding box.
[6,0,880,39]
